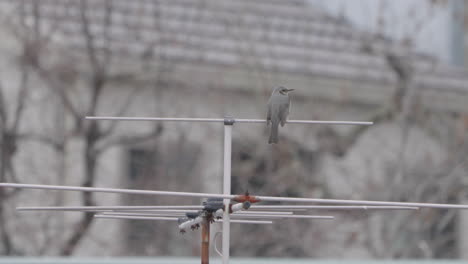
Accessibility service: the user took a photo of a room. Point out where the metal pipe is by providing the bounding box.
[249,208,308,212]
[230,214,334,219]
[94,215,179,221]
[109,209,198,214]
[250,205,419,210]
[222,123,232,264]
[254,196,468,209]
[96,214,273,224]
[3,183,468,209]
[0,183,236,199]
[101,212,187,217]
[85,116,373,126]
[102,212,334,220]
[231,202,249,212]
[215,219,273,224]
[201,218,210,264]
[233,211,293,215]
[16,205,203,211]
[215,202,251,218]
[179,216,204,231]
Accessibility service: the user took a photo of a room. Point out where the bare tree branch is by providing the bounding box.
[100,85,141,137]
[0,83,6,126]
[11,64,29,132]
[79,0,102,77]
[101,0,114,70]
[97,126,163,154]
[33,65,82,121]
[17,1,82,123]
[0,202,13,254]
[17,133,63,151]
[60,212,94,255]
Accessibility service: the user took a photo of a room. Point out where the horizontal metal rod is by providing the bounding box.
[110,209,198,214]
[0,183,236,199]
[95,215,179,221]
[17,205,204,211]
[104,211,294,217]
[95,215,273,224]
[101,212,297,219]
[16,206,306,213]
[234,211,293,215]
[3,183,468,209]
[102,212,187,217]
[103,211,296,217]
[249,208,308,212]
[250,205,419,210]
[85,116,373,126]
[217,219,273,224]
[230,214,334,219]
[254,195,468,209]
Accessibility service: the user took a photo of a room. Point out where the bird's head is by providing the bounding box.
[274,86,294,95]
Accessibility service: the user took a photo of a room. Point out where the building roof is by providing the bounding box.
[2,0,468,92]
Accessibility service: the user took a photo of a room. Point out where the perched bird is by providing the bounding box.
[266,86,294,144]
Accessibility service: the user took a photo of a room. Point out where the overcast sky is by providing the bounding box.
[308,0,457,63]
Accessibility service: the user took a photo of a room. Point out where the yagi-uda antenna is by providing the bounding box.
[1,115,467,264]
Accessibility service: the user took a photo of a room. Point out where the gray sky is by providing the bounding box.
[309,0,455,63]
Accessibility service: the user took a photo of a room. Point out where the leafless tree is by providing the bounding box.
[0,61,29,256]
[0,0,465,258]
[338,0,466,258]
[0,1,44,254]
[227,0,467,258]
[0,0,169,255]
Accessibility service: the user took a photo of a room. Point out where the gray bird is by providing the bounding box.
[267,87,294,144]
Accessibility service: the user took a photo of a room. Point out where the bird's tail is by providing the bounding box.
[268,122,279,144]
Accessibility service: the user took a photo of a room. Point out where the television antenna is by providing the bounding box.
[2,116,468,264]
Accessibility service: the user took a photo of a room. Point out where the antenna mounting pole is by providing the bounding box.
[222,116,234,264]
[201,217,210,264]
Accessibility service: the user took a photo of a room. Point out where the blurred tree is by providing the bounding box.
[0,0,466,259]
[0,0,165,255]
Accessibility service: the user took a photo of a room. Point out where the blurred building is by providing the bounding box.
[465,1,468,67]
[451,0,465,66]
[310,0,466,66]
[0,0,468,259]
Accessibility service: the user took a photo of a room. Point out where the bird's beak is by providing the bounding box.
[286,88,294,92]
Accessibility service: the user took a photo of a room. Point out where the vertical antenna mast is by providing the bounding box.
[222,117,234,264]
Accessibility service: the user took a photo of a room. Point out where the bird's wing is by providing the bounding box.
[279,96,290,126]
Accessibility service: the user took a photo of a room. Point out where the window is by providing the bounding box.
[124,139,202,255]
